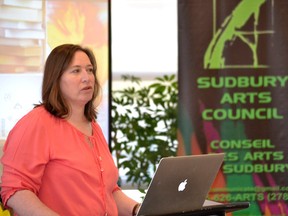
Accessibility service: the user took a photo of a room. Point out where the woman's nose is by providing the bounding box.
[81,69,90,82]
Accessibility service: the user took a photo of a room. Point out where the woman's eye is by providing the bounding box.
[87,68,94,73]
[72,69,80,73]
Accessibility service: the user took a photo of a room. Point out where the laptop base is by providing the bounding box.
[163,201,250,216]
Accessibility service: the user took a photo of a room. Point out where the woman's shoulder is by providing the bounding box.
[91,120,100,128]
[23,105,52,120]
[14,106,57,129]
[91,120,105,133]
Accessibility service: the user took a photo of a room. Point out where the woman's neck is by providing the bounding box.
[66,108,92,136]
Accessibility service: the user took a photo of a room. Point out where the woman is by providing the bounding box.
[1,44,140,215]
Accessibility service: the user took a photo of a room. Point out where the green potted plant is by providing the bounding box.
[111,74,178,190]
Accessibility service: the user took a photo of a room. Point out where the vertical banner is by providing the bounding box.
[178,0,288,215]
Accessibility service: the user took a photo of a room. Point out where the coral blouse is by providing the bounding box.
[1,106,120,215]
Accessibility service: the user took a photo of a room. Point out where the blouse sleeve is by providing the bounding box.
[0,108,52,206]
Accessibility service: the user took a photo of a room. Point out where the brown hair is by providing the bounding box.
[36,44,100,121]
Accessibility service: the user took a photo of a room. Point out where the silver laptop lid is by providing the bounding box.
[137,153,225,216]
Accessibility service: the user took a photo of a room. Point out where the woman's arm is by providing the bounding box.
[113,190,140,216]
[7,190,59,216]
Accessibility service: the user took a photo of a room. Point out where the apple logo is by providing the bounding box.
[178,179,188,192]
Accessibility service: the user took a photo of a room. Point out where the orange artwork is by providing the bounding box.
[47,1,109,87]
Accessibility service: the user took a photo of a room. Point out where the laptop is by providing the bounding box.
[137,153,249,216]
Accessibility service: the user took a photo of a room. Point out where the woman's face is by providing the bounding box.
[60,51,95,108]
